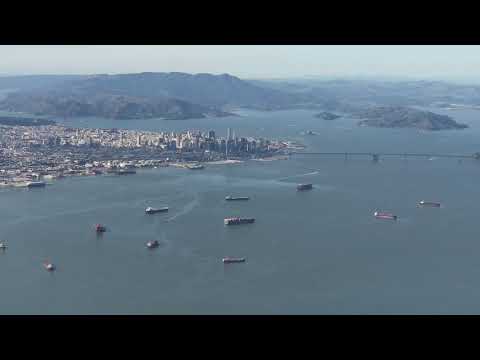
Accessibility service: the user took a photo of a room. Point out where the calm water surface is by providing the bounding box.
[1,108,480,314]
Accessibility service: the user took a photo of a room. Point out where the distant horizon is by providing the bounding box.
[1,71,480,86]
[2,45,480,85]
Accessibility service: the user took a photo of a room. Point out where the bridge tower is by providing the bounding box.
[372,154,379,162]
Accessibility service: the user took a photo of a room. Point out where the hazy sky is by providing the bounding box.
[1,45,480,82]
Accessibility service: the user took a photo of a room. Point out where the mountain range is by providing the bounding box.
[0,73,301,120]
[0,73,476,129]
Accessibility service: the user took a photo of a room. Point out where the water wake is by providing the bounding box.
[277,171,319,181]
[167,195,199,222]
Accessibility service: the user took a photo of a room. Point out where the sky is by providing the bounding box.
[1,45,480,83]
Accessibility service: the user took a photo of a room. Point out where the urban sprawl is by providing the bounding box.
[0,125,300,187]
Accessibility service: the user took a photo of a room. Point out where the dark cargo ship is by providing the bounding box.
[225,195,250,201]
[418,200,441,207]
[297,183,313,191]
[222,257,246,263]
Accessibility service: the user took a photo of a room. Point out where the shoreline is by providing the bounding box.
[0,154,289,190]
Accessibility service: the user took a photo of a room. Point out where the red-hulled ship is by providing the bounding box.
[95,224,106,232]
[374,211,397,220]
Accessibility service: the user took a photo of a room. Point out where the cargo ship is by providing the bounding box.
[297,183,313,191]
[222,257,246,263]
[418,200,441,207]
[0,242,6,250]
[146,240,160,249]
[374,211,397,220]
[145,206,169,214]
[95,224,106,232]
[225,195,250,201]
[224,217,255,225]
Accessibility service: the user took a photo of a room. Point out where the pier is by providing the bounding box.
[290,152,480,161]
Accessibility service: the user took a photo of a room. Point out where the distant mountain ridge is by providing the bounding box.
[0,92,230,120]
[55,72,301,110]
[0,73,475,128]
[0,72,301,120]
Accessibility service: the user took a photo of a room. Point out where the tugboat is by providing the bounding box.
[374,211,397,220]
[146,240,160,249]
[225,195,250,201]
[95,224,106,232]
[222,257,246,263]
[0,242,6,250]
[418,200,441,208]
[145,206,169,214]
[224,217,255,225]
[43,261,56,271]
[297,183,313,191]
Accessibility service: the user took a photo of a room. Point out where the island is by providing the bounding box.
[314,112,341,120]
[354,106,468,131]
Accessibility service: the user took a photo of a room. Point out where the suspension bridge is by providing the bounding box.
[289,152,480,161]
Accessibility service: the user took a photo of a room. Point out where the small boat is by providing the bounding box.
[297,183,313,191]
[145,206,169,214]
[225,195,250,201]
[146,240,160,249]
[374,211,397,220]
[418,200,441,207]
[222,257,246,263]
[0,242,7,250]
[43,261,56,271]
[95,224,106,232]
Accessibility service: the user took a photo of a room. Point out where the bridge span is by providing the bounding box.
[289,152,480,161]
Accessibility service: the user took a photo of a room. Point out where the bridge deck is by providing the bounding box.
[291,152,475,159]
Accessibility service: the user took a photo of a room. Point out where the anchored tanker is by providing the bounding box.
[222,257,246,263]
[145,206,169,214]
[224,217,255,225]
[297,183,313,191]
[225,195,250,201]
[418,200,441,207]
